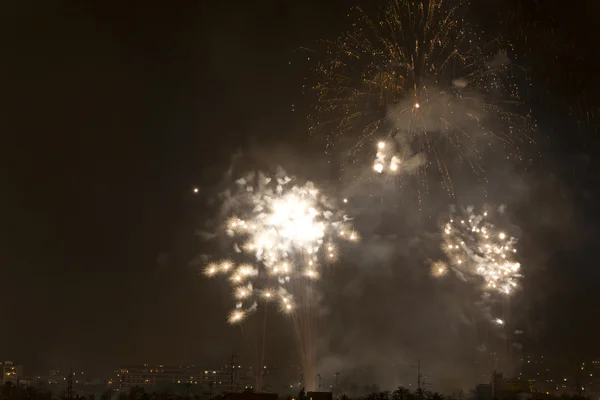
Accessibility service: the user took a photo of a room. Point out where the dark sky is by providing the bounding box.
[2,0,600,386]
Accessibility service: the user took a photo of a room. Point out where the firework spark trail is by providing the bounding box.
[204,171,357,390]
[309,0,534,194]
[435,207,521,296]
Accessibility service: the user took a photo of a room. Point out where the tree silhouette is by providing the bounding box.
[2,382,16,400]
[415,388,424,400]
[298,387,307,400]
[129,386,148,400]
[378,391,391,400]
[392,387,412,400]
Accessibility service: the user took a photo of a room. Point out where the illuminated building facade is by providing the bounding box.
[1,361,23,385]
[116,364,253,393]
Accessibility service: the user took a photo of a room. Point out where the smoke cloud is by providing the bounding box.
[193,127,580,394]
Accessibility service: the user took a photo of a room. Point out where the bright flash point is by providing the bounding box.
[193,188,199,193]
[499,232,506,240]
[377,141,385,150]
[221,262,232,272]
[343,198,348,203]
[495,318,504,325]
[228,310,245,324]
[431,261,448,278]
[414,102,420,109]
[235,287,250,299]
[204,264,218,277]
[305,269,318,279]
[374,163,384,173]
[390,163,398,172]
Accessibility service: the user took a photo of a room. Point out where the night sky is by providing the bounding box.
[2,0,600,386]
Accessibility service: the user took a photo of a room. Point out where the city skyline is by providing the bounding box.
[4,354,600,396]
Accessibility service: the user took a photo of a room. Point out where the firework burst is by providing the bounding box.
[205,171,357,321]
[309,0,533,194]
[437,207,521,296]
